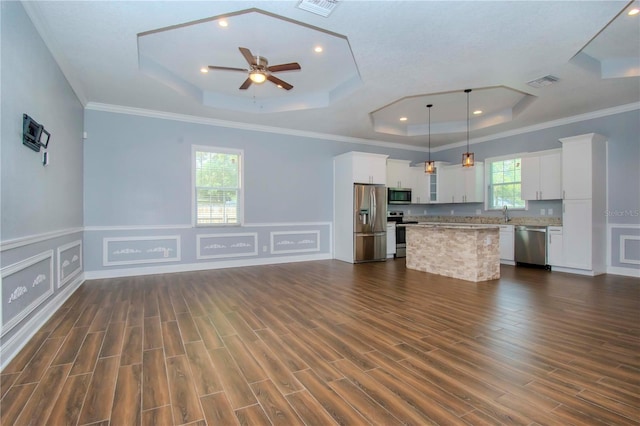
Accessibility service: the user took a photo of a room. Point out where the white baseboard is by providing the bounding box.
[84,253,332,280]
[549,266,601,276]
[606,265,640,278]
[1,273,85,371]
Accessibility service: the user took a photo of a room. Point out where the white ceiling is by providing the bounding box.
[22,0,640,150]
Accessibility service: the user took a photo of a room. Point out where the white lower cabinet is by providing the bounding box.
[562,199,593,270]
[386,223,396,258]
[499,225,514,263]
[547,226,563,267]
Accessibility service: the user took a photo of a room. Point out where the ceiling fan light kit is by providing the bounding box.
[208,47,301,91]
[462,89,475,168]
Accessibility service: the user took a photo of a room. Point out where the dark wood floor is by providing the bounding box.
[1,259,639,425]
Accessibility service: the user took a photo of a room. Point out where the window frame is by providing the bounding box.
[484,153,528,211]
[191,145,244,227]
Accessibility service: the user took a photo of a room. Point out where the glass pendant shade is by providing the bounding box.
[425,160,436,174]
[462,152,474,167]
[462,89,475,167]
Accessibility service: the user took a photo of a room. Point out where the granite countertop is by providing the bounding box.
[403,215,562,226]
[405,223,499,230]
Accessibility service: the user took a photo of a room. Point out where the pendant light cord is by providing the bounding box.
[465,89,471,152]
[427,104,432,162]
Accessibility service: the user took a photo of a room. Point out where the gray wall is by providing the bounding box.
[82,109,423,274]
[1,1,84,364]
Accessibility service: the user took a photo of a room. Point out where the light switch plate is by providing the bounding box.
[548,208,553,215]
[540,209,546,216]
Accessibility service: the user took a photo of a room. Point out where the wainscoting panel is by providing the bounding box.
[197,233,258,259]
[57,240,82,288]
[103,235,181,266]
[1,250,54,337]
[608,224,640,277]
[271,230,320,254]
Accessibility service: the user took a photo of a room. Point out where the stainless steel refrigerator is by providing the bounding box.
[353,184,387,262]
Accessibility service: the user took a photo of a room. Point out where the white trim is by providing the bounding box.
[1,251,55,337]
[271,230,321,254]
[550,265,599,276]
[103,235,181,266]
[85,224,191,231]
[86,101,639,153]
[84,253,332,280]
[244,221,332,227]
[0,274,84,371]
[620,236,640,265]
[57,240,83,288]
[196,233,258,260]
[1,227,83,251]
[606,266,640,278]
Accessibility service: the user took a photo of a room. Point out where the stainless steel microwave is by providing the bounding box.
[388,188,412,204]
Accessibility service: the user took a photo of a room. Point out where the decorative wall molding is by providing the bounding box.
[1,250,55,337]
[85,224,192,231]
[0,227,83,252]
[197,233,258,260]
[57,240,82,288]
[85,252,332,280]
[103,235,181,266]
[271,230,320,254]
[0,273,84,371]
[620,236,640,265]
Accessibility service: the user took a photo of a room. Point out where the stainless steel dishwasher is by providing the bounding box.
[514,225,548,267]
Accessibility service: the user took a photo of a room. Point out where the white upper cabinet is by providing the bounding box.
[521,150,562,200]
[345,152,388,184]
[561,136,601,200]
[386,159,413,188]
[439,163,484,203]
[411,165,430,204]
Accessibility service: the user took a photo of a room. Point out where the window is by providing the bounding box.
[487,156,525,210]
[193,146,243,225]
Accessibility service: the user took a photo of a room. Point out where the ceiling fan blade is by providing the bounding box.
[267,74,293,90]
[208,65,248,72]
[268,62,301,73]
[239,47,255,66]
[239,77,253,90]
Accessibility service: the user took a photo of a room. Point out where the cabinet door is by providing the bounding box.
[386,160,412,188]
[462,163,484,203]
[521,156,540,200]
[562,199,592,269]
[353,154,387,184]
[539,152,562,200]
[562,139,592,199]
[547,227,564,266]
[439,166,457,204]
[499,226,514,261]
[411,166,429,204]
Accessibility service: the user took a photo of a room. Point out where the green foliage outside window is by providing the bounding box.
[195,150,241,225]
[489,158,525,209]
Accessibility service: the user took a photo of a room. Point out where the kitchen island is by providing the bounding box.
[405,224,500,282]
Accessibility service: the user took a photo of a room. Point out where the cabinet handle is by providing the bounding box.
[563,190,565,199]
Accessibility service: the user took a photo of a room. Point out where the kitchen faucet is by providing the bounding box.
[503,205,511,223]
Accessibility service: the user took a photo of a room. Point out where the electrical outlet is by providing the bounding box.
[450,209,454,215]
[423,209,427,214]
[540,208,546,216]
[548,208,553,215]
[262,245,267,252]
[475,209,481,215]
[408,209,412,215]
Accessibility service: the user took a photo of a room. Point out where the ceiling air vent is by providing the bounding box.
[297,0,339,17]
[527,75,560,88]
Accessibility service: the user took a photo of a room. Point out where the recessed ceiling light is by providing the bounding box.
[314,46,323,53]
[218,20,228,27]
[473,110,482,115]
[200,67,209,73]
[629,8,639,16]
[399,117,408,121]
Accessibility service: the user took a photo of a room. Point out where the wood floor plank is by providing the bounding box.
[142,348,171,410]
[143,315,163,350]
[247,338,303,395]
[200,392,238,426]
[223,334,268,384]
[45,372,92,425]
[51,326,89,365]
[176,312,202,343]
[0,331,49,374]
[70,331,105,375]
[121,325,143,366]
[184,341,223,396]
[111,364,142,425]
[286,390,340,426]
[162,320,186,358]
[142,405,174,426]
[99,321,126,358]
[250,379,305,425]
[235,404,271,425]
[78,356,120,425]
[193,315,225,350]
[15,337,64,385]
[166,355,205,425]
[0,383,37,425]
[208,347,258,409]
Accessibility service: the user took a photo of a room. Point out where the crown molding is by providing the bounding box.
[85,101,639,154]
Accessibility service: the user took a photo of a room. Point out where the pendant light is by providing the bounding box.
[425,104,435,174]
[462,89,475,167]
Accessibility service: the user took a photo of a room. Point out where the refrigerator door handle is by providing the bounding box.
[371,187,376,229]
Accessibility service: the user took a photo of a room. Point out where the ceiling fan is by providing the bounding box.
[208,47,301,90]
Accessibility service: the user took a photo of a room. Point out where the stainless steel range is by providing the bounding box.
[387,211,418,258]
